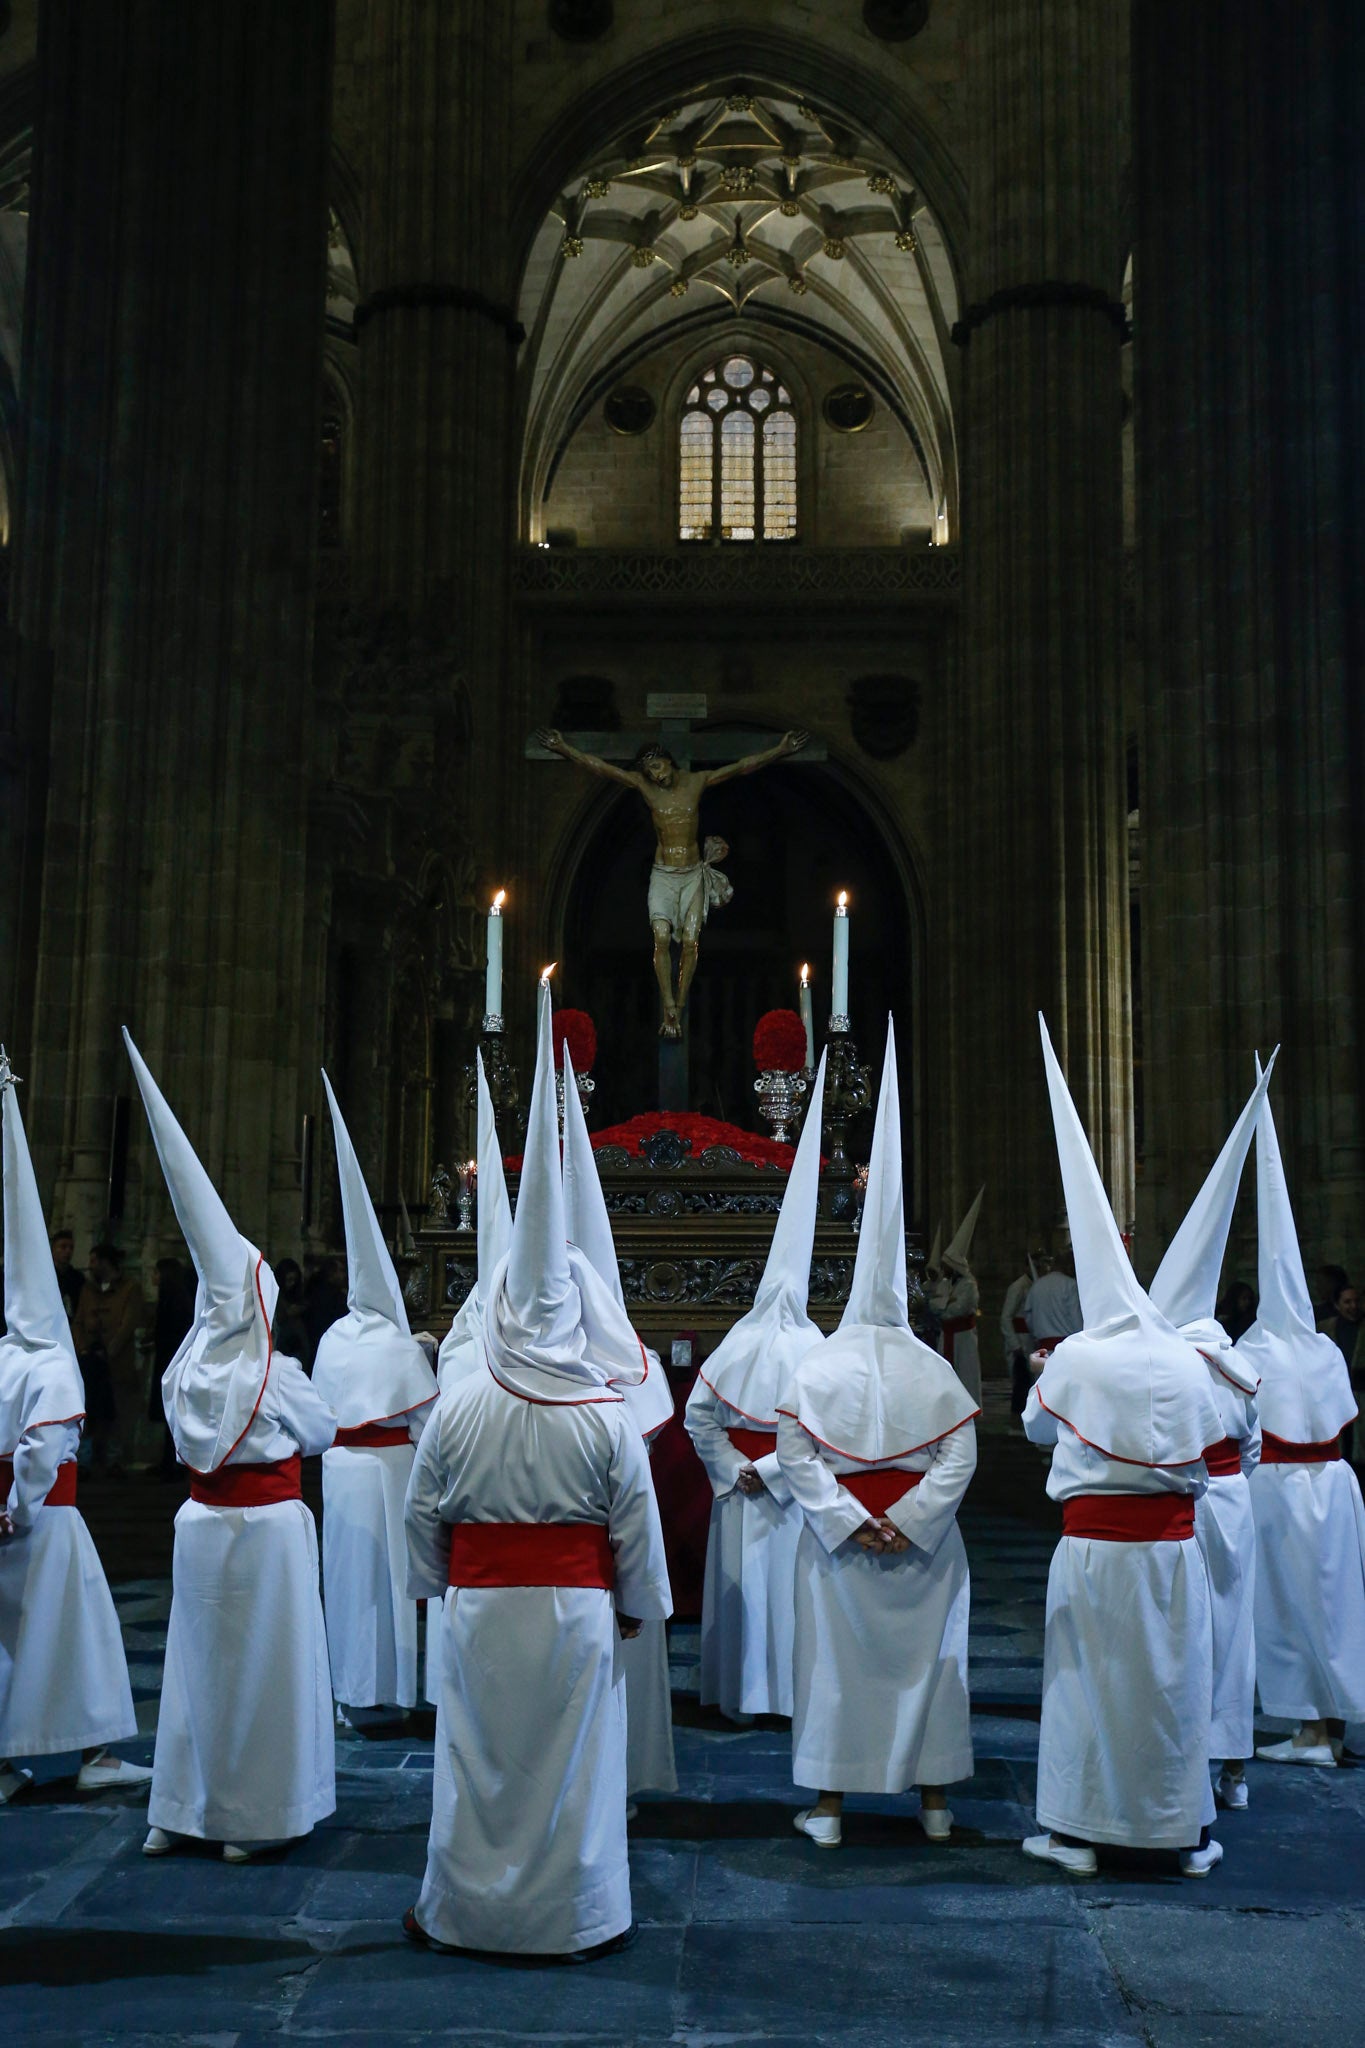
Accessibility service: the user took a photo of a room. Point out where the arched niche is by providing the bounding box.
[543,736,925,1211]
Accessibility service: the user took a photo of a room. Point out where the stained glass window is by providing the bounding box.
[762,410,797,542]
[679,411,713,541]
[677,354,797,543]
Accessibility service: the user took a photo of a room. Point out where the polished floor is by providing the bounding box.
[3,1390,1363,2047]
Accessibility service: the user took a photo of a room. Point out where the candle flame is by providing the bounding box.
[837,890,848,909]
[468,1159,477,1174]
[800,963,811,984]
[540,962,557,985]
[491,888,506,912]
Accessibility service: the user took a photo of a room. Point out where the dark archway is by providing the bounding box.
[553,747,922,1210]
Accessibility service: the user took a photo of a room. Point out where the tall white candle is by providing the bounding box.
[799,964,815,1068]
[831,892,850,1022]
[484,890,505,1023]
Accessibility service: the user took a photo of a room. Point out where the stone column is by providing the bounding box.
[353,0,519,845]
[947,0,1132,1270]
[12,2,334,1251]
[1132,0,1365,1272]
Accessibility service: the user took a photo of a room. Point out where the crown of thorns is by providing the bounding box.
[634,742,677,769]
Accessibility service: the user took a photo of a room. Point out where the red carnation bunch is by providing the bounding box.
[553,1008,598,1074]
[753,1009,809,1074]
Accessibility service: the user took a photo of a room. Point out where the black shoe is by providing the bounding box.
[566,1919,640,1965]
[402,1906,460,1955]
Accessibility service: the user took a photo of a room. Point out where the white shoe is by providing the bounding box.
[1254,1738,1337,1767]
[1180,1839,1224,1878]
[793,1806,842,1849]
[917,1805,953,1842]
[222,1839,286,1863]
[1022,1832,1097,1876]
[141,1827,174,1857]
[0,1764,32,1804]
[1215,1770,1248,1810]
[75,1753,154,1791]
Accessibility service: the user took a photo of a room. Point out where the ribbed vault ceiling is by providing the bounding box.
[518,86,959,532]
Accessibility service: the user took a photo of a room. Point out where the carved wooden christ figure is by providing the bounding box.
[534,726,810,1037]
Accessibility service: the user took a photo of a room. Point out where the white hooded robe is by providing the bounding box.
[0,1074,138,1758]
[125,1031,337,1844]
[778,1024,978,1794]
[313,1073,437,1710]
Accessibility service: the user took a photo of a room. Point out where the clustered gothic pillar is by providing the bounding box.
[947,0,1132,1269]
[13,1,334,1252]
[1132,0,1365,1273]
[354,0,519,852]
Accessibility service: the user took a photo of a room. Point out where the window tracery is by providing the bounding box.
[678,356,797,542]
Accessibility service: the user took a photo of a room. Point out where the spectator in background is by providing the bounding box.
[149,1256,196,1478]
[1318,1281,1361,1464]
[272,1258,312,1371]
[1025,1246,1082,1360]
[50,1228,83,1319]
[1215,1280,1258,1344]
[1313,1264,1349,1321]
[71,1243,146,1474]
[304,1255,348,1366]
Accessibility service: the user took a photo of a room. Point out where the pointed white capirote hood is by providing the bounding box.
[0,1059,85,1446]
[1237,1057,1357,1442]
[311,1073,436,1430]
[483,980,619,1404]
[123,1027,278,1473]
[697,1052,829,1425]
[942,1185,984,1276]
[436,1050,513,1392]
[1149,1056,1277,1395]
[780,1020,978,1461]
[1033,1015,1222,1466]
[560,1043,665,1433]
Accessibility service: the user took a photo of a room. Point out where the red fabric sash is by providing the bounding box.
[447,1522,615,1589]
[189,1454,303,1508]
[941,1313,977,1363]
[334,1424,410,1449]
[0,1457,77,1508]
[1062,1492,1195,1542]
[1261,1433,1342,1466]
[842,1468,922,1516]
[728,1428,778,1462]
[1032,1335,1063,1359]
[1012,1316,1030,1335]
[1204,1437,1243,1478]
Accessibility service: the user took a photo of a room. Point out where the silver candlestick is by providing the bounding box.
[754,1068,808,1145]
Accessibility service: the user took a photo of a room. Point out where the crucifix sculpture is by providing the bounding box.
[530,694,822,1039]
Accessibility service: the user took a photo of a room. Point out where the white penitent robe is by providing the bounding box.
[1024,1389,1214,1848]
[777,1413,976,1793]
[149,1359,337,1843]
[1250,1456,1365,1722]
[935,1275,982,1406]
[406,1371,671,1956]
[322,1405,434,1710]
[621,1621,677,1796]
[685,1376,800,1718]
[1195,1373,1260,1760]
[0,1421,138,1757]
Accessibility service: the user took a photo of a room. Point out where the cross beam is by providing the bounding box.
[526,691,827,772]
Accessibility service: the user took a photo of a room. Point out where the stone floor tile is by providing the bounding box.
[677,1921,1143,2046]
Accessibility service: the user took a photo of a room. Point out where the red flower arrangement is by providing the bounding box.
[504,1111,799,1173]
[553,1009,598,1074]
[753,1008,809,1074]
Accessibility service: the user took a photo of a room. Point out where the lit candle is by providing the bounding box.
[799,963,815,1068]
[831,892,850,1023]
[484,889,506,1025]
